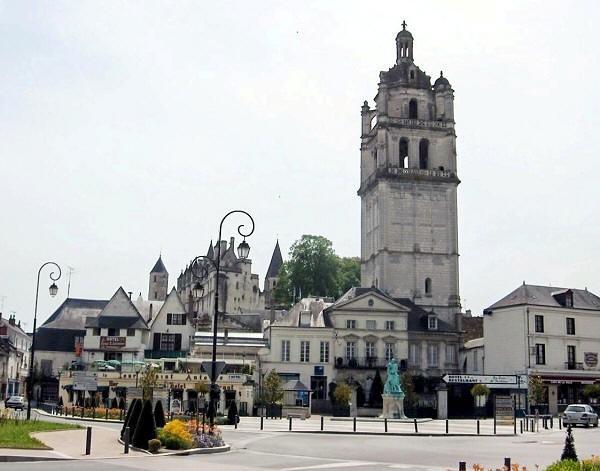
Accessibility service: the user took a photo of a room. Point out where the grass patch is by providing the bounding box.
[0,419,82,449]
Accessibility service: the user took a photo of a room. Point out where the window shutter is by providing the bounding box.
[174,334,182,351]
[167,313,172,325]
[153,333,161,351]
[182,314,186,325]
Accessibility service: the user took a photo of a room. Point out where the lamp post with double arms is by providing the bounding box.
[188,210,254,427]
[27,261,62,420]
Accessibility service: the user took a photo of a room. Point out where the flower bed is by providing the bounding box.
[155,419,224,451]
[59,406,123,420]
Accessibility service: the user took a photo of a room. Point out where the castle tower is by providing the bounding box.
[358,23,460,325]
[149,255,168,301]
[264,240,283,309]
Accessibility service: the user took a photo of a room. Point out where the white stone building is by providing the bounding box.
[358,23,461,326]
[0,314,31,398]
[484,283,600,414]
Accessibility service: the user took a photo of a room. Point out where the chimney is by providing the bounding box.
[465,309,472,317]
[230,236,235,250]
[148,304,153,321]
[128,291,132,299]
[8,315,15,326]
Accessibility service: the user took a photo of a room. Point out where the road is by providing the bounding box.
[2,413,599,470]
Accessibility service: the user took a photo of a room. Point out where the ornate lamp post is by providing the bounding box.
[27,261,62,420]
[188,210,254,427]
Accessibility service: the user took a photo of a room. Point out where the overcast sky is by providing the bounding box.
[2,0,600,330]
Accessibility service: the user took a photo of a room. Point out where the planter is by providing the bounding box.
[332,404,350,417]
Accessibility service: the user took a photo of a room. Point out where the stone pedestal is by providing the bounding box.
[380,393,406,419]
[436,385,448,419]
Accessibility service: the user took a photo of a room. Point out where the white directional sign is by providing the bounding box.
[442,374,518,384]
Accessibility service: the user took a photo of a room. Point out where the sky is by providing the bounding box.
[2,0,600,330]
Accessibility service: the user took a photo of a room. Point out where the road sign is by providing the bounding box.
[442,374,518,384]
[201,361,226,382]
[495,395,515,426]
[73,372,98,391]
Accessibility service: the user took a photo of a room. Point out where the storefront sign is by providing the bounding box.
[100,336,126,350]
[585,352,598,367]
[494,395,515,426]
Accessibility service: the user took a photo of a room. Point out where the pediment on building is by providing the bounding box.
[363,334,378,343]
[331,289,409,314]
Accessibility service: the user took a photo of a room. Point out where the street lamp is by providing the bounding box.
[27,261,62,420]
[188,210,254,427]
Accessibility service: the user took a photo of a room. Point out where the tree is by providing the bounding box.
[140,364,159,401]
[227,401,239,425]
[470,384,490,397]
[132,399,157,450]
[370,370,384,407]
[263,370,283,406]
[121,398,142,439]
[333,383,351,406]
[154,400,166,428]
[561,425,578,461]
[336,256,360,296]
[529,374,545,405]
[401,372,418,409]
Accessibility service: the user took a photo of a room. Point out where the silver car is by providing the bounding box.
[562,404,599,427]
[5,396,26,410]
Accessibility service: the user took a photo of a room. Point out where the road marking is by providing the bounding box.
[282,461,375,470]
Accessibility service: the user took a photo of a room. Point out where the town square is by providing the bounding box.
[2,1,600,470]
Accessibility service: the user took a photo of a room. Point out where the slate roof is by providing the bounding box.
[266,240,283,279]
[85,287,149,330]
[394,298,457,333]
[150,256,168,274]
[41,298,108,330]
[36,327,85,352]
[485,284,600,312]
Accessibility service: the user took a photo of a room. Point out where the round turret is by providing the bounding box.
[396,21,414,63]
[434,71,451,90]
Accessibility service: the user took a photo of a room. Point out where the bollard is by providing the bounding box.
[520,420,523,434]
[124,426,130,454]
[559,416,562,430]
[385,418,388,433]
[413,418,418,433]
[85,426,92,455]
[321,416,324,431]
[105,408,108,420]
[531,419,535,432]
[289,416,292,431]
[551,417,553,429]
[459,461,466,471]
[260,415,264,430]
[504,458,511,469]
[494,415,497,435]
[446,419,449,434]
[235,415,238,429]
[353,417,356,432]
[477,419,480,435]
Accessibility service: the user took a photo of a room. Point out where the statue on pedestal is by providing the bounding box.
[380,358,407,419]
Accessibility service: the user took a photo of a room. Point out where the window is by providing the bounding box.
[425,277,432,295]
[320,341,329,363]
[409,344,420,366]
[427,344,439,367]
[535,344,546,365]
[410,70,415,79]
[566,317,575,335]
[446,344,456,364]
[428,316,438,330]
[154,291,157,298]
[346,319,356,329]
[385,320,395,330]
[399,138,409,168]
[300,341,310,362]
[126,328,135,337]
[567,345,576,368]
[366,341,376,358]
[535,315,544,333]
[419,139,429,169]
[346,341,356,360]
[281,340,290,362]
[167,313,186,325]
[366,320,376,330]
[385,343,395,362]
[92,328,101,336]
[409,99,418,119]
[160,333,177,351]
[107,328,120,336]
[565,292,573,307]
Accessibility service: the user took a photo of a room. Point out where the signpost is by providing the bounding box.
[73,372,98,391]
[495,395,515,426]
[442,374,518,385]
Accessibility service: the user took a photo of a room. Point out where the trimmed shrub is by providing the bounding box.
[148,438,161,454]
[154,400,166,428]
[132,399,157,450]
[545,460,581,471]
[370,370,383,406]
[561,425,578,461]
[227,401,238,425]
[120,399,137,438]
[123,399,142,439]
[157,430,192,450]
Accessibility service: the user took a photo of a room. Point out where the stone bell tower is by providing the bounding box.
[358,22,460,325]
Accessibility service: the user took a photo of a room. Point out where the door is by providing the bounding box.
[311,376,327,400]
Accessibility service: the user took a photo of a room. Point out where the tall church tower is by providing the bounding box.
[149,255,168,301]
[359,23,460,324]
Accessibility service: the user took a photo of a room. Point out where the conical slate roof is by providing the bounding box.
[266,240,283,278]
[150,255,168,274]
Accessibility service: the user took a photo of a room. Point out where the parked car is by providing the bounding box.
[562,404,599,427]
[5,396,27,410]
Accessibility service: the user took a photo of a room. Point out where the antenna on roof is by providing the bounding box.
[67,266,75,298]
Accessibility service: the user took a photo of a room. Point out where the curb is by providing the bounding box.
[266,430,516,437]
[330,417,433,423]
[0,456,69,463]
[36,409,124,424]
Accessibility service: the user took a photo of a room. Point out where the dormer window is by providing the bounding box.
[565,292,573,307]
[428,315,438,330]
[552,289,574,308]
[300,311,311,327]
